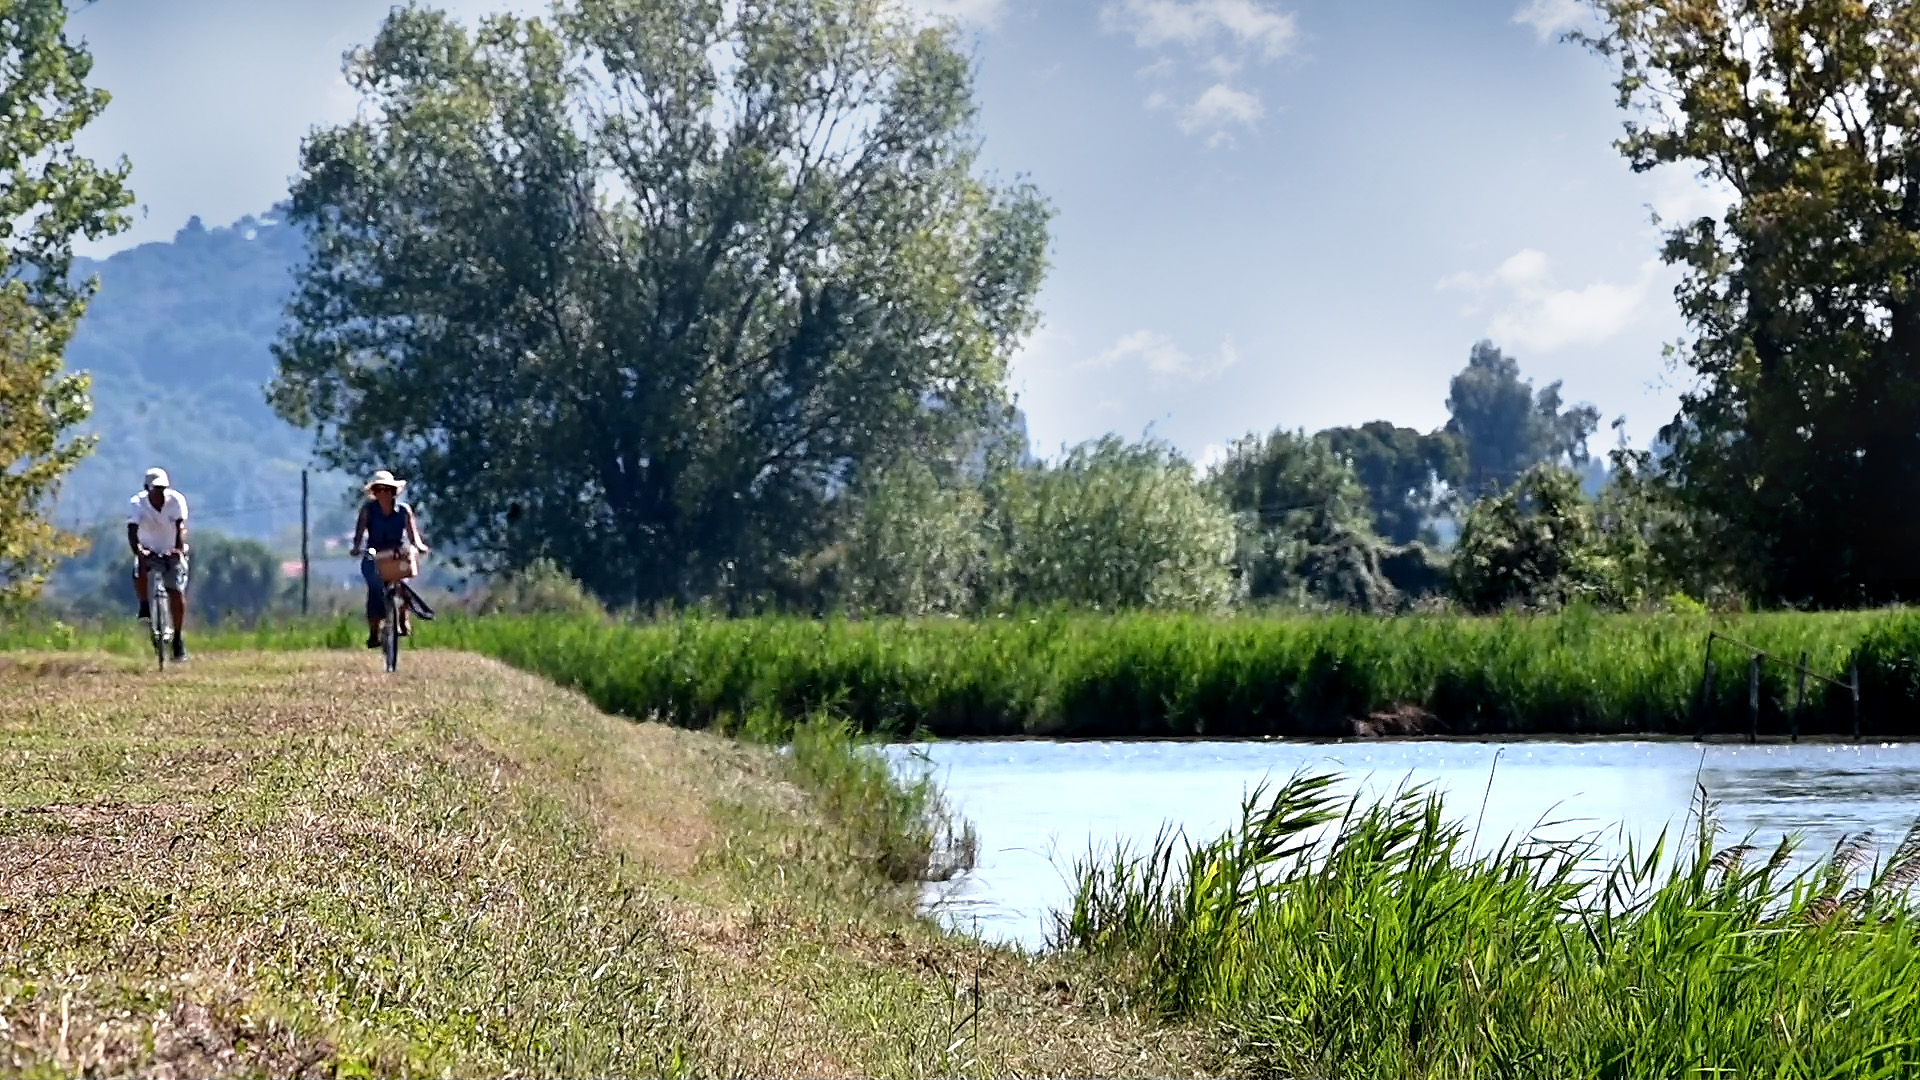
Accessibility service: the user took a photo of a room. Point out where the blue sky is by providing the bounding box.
[68,0,1723,462]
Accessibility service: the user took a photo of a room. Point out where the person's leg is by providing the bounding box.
[165,556,190,658]
[165,587,189,657]
[132,562,150,619]
[361,558,384,647]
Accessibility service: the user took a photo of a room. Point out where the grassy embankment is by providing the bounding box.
[15,607,1920,738]
[1058,774,1920,1078]
[0,651,1217,1077]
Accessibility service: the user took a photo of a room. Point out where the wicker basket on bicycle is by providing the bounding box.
[375,548,418,584]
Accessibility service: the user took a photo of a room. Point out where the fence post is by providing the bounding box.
[1748,655,1761,744]
[1698,658,1716,741]
[1852,662,1862,742]
[1792,651,1807,743]
[300,469,310,616]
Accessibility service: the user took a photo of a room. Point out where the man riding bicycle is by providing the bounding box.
[128,467,190,662]
[350,469,430,649]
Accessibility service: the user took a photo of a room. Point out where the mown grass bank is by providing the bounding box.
[0,652,1217,1077]
[13,608,1919,738]
[1058,775,1920,1078]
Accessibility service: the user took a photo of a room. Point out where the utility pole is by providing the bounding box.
[301,469,310,616]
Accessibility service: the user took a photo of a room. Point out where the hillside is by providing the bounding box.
[55,211,352,542]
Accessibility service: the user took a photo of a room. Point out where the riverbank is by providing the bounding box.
[15,608,1917,739]
[0,652,1218,1077]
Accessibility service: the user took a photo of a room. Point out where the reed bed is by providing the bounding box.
[1056,774,1920,1078]
[9,607,1920,737]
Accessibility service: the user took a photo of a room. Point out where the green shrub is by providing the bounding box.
[468,558,607,619]
[1450,465,1612,612]
[987,436,1238,612]
[834,459,992,616]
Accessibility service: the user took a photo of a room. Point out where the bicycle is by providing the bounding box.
[371,546,418,674]
[140,551,176,671]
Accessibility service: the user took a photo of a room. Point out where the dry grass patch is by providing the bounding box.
[0,651,1222,1077]
[0,652,145,680]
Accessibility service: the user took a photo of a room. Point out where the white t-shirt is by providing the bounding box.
[128,489,189,552]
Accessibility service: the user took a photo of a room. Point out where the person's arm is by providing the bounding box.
[405,505,429,552]
[173,495,189,555]
[126,522,144,558]
[350,504,368,557]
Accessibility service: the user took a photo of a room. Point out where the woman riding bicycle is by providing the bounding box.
[349,470,429,649]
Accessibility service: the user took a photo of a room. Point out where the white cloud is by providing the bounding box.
[1203,54,1245,77]
[1089,330,1241,381]
[1103,0,1294,143]
[1105,0,1298,58]
[1512,0,1587,41]
[1440,249,1659,353]
[1181,83,1264,134]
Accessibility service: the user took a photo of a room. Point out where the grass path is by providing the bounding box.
[0,651,1217,1078]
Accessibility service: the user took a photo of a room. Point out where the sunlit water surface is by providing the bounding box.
[881,739,1920,949]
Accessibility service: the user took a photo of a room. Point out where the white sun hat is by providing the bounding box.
[363,469,408,495]
[143,467,171,489]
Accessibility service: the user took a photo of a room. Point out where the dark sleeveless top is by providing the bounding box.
[364,500,411,551]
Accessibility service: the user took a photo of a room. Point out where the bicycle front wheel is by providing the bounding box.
[151,576,170,672]
[383,586,400,673]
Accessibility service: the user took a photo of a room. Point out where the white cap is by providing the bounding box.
[144,467,171,489]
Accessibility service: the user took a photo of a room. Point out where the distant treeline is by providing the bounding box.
[39,523,293,627]
[818,340,1616,619]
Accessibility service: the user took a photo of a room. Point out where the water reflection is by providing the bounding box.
[885,739,1920,949]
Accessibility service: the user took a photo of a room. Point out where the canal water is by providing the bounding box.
[883,738,1920,949]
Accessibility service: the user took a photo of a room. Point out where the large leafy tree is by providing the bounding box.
[1208,428,1398,610]
[271,0,1049,607]
[1584,0,1920,605]
[1321,421,1461,545]
[1444,340,1600,498]
[0,0,132,605]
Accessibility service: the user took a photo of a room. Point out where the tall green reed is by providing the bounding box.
[10,607,1920,737]
[1056,774,1920,1078]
